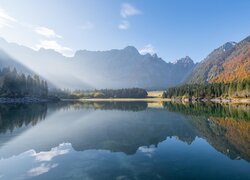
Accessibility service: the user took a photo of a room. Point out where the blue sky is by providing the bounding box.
[0,0,250,62]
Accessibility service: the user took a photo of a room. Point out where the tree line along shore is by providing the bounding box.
[162,80,250,103]
[0,67,249,104]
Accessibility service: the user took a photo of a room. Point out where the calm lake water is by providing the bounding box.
[0,101,249,180]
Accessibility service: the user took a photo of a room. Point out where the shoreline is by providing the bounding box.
[61,98,172,102]
[0,97,249,104]
[170,97,250,104]
[0,97,60,104]
[61,97,250,104]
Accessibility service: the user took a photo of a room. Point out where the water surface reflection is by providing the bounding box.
[0,101,249,180]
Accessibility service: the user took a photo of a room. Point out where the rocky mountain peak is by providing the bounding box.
[123,46,139,54]
[174,56,194,65]
[221,42,236,52]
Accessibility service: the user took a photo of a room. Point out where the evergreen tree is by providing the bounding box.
[0,67,48,98]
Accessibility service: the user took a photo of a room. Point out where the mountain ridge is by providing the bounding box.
[0,38,195,90]
[1,35,248,90]
[186,35,250,84]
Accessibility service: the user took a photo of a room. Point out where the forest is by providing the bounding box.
[49,88,148,99]
[163,79,250,99]
[0,67,48,98]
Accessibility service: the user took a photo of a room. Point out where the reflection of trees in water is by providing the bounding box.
[0,103,198,158]
[1,101,249,162]
[210,117,250,161]
[0,101,147,134]
[0,104,47,133]
[188,116,250,162]
[90,101,148,111]
[49,101,148,112]
[163,102,250,120]
[163,102,250,162]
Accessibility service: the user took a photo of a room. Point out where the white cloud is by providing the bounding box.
[27,143,71,176]
[118,20,130,30]
[36,40,73,56]
[138,146,156,158]
[34,145,70,162]
[0,8,17,28]
[0,9,73,57]
[0,143,72,179]
[28,163,58,177]
[35,26,62,38]
[120,3,141,18]
[139,44,156,55]
[80,22,94,30]
[138,146,156,153]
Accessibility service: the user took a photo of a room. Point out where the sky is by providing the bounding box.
[0,0,250,62]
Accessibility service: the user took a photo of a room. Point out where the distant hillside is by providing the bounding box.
[0,49,33,75]
[0,39,196,89]
[186,41,236,83]
[186,35,250,84]
[211,36,250,83]
[73,47,195,89]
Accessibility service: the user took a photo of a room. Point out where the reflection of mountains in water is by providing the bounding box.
[164,102,250,162]
[62,101,148,111]
[191,116,250,162]
[0,101,249,162]
[0,101,148,137]
[70,109,197,154]
[0,102,196,157]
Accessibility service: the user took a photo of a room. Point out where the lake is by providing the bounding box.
[0,101,249,180]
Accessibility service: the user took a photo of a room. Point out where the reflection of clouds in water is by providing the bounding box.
[138,145,156,157]
[32,143,71,161]
[0,143,72,179]
[27,143,71,176]
[28,163,58,176]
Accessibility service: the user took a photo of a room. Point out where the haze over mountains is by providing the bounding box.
[0,49,33,75]
[0,38,195,90]
[0,35,249,90]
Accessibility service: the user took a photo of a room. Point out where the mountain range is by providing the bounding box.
[0,38,195,89]
[0,35,249,90]
[187,35,250,84]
